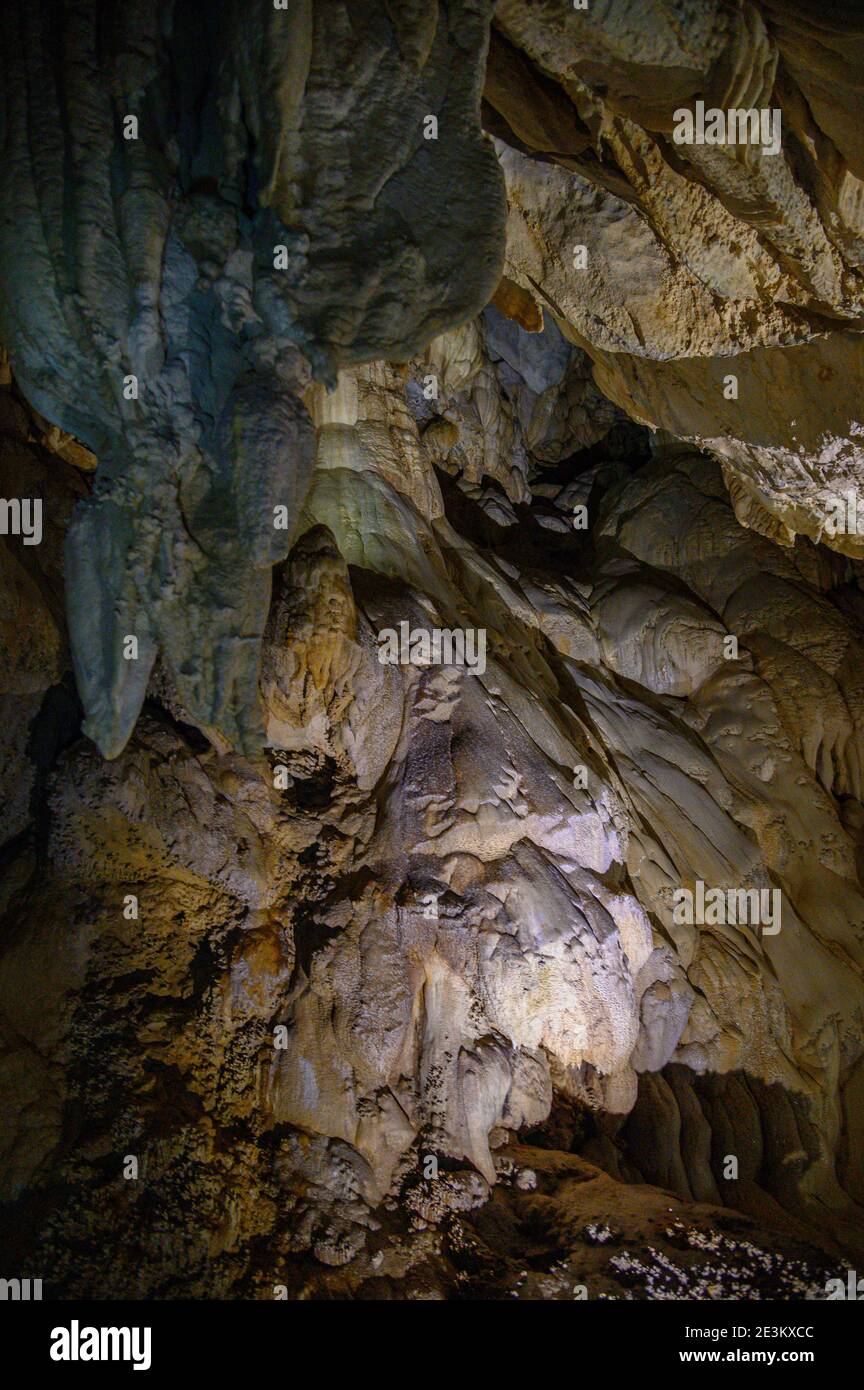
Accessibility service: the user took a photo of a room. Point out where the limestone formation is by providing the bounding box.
[0,0,505,759]
[0,0,863,1304]
[489,1,864,555]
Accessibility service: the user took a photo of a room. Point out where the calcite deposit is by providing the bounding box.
[0,1,863,1301]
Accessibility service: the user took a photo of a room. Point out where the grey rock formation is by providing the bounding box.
[0,0,504,758]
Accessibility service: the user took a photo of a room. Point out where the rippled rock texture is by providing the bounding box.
[0,0,505,759]
[0,1,863,1300]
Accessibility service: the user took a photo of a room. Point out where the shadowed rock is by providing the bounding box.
[0,0,505,756]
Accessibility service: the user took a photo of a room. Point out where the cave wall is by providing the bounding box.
[488,0,864,555]
[1,0,863,1299]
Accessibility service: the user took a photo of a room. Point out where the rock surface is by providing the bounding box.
[0,1,863,1301]
[0,0,505,759]
[489,1,864,554]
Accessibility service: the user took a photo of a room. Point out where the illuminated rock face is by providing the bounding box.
[0,3,863,1299]
[489,0,864,556]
